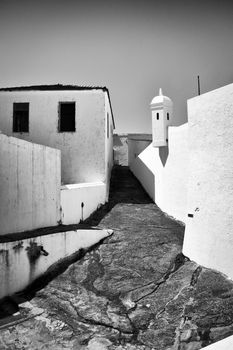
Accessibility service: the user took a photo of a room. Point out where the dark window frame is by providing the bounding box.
[58,102,76,132]
[13,102,29,133]
[157,112,159,120]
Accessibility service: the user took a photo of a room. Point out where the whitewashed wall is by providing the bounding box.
[0,90,108,185]
[129,125,188,222]
[0,134,60,235]
[203,335,233,350]
[183,83,233,279]
[105,93,114,200]
[129,144,156,200]
[0,229,111,299]
[61,182,106,225]
[128,134,152,167]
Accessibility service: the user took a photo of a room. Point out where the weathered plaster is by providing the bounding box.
[0,229,112,300]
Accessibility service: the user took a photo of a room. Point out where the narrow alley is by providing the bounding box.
[1,166,233,350]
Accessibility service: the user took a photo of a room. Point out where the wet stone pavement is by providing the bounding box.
[1,166,233,349]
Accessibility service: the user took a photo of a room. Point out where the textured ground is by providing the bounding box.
[1,166,233,350]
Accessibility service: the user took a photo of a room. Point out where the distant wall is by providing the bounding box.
[0,229,111,299]
[183,83,233,279]
[128,134,152,167]
[113,133,151,166]
[0,90,107,184]
[113,134,129,165]
[0,134,60,235]
[129,125,188,222]
[61,182,106,225]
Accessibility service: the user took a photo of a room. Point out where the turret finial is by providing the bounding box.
[159,88,163,96]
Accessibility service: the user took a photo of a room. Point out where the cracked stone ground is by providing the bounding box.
[1,166,233,350]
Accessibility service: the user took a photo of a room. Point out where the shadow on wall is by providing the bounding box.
[159,146,169,167]
[133,155,156,203]
[84,165,153,226]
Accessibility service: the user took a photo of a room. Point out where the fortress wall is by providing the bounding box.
[129,124,188,223]
[183,83,233,278]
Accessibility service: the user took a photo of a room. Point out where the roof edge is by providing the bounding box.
[0,83,116,129]
[0,84,109,92]
[105,89,115,129]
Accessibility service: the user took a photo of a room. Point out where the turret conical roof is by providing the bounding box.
[150,88,173,107]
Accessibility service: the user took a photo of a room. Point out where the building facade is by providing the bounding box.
[0,85,114,186]
[0,84,115,233]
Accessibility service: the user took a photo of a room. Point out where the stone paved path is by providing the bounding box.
[1,166,233,350]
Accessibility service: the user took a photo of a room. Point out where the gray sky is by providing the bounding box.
[0,0,233,133]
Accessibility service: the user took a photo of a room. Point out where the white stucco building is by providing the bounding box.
[0,85,114,185]
[0,84,115,234]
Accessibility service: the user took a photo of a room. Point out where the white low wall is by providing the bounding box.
[0,229,112,300]
[183,83,233,279]
[129,125,188,223]
[60,182,106,225]
[204,336,233,350]
[0,134,61,235]
[130,149,156,201]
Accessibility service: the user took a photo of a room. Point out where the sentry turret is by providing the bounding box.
[150,88,173,147]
